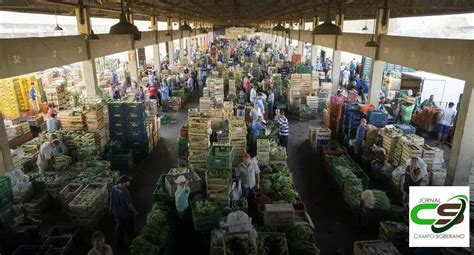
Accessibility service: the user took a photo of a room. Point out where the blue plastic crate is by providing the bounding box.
[108,112,126,122]
[394,124,416,134]
[368,110,388,127]
[127,121,147,130]
[109,121,127,129]
[109,130,128,142]
[345,103,360,112]
[125,102,145,114]
[127,130,148,141]
[126,112,146,121]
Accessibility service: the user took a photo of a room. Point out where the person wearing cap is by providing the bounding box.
[36,139,61,174]
[49,134,67,155]
[88,231,113,255]
[110,175,137,245]
[235,154,261,200]
[174,175,191,220]
[400,97,415,124]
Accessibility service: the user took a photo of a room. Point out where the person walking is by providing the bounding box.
[29,83,39,113]
[161,83,170,112]
[249,116,266,157]
[236,91,246,117]
[341,66,350,89]
[192,69,199,91]
[88,231,113,255]
[174,175,190,220]
[277,109,289,150]
[383,72,392,98]
[110,175,137,246]
[135,86,145,101]
[437,102,456,146]
[267,89,275,121]
[235,154,260,200]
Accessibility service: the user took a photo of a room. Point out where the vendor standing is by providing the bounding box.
[399,97,415,124]
[29,83,39,113]
[235,154,260,199]
[174,175,190,220]
[249,115,266,157]
[110,175,137,245]
[276,109,289,150]
[36,139,61,174]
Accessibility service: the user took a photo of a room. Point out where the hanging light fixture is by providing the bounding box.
[85,29,100,40]
[109,0,141,40]
[53,6,63,31]
[180,20,192,31]
[272,21,285,31]
[365,5,379,47]
[313,0,342,35]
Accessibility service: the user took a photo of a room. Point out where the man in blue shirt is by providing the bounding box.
[147,71,156,87]
[250,116,265,157]
[255,93,265,116]
[161,84,170,112]
[29,83,38,112]
[110,175,137,245]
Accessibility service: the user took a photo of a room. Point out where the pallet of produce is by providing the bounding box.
[200,97,212,112]
[223,231,256,255]
[353,240,402,255]
[68,183,107,220]
[207,145,234,170]
[164,172,202,197]
[192,200,223,233]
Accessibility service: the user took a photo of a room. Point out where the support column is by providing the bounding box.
[151,16,161,76]
[368,8,390,103]
[187,37,192,61]
[76,6,99,96]
[368,60,385,105]
[297,41,304,60]
[0,114,14,175]
[331,50,342,95]
[446,83,474,185]
[311,45,318,69]
[128,50,139,83]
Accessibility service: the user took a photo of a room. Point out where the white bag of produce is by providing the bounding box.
[226,211,258,249]
[231,181,242,202]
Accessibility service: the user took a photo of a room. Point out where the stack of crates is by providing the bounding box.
[308,127,331,152]
[188,119,211,168]
[108,102,128,144]
[343,103,362,140]
[228,116,247,166]
[206,145,234,207]
[257,139,270,165]
[0,177,13,218]
[126,102,148,161]
[0,79,22,117]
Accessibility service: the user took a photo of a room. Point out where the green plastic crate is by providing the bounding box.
[206,146,234,170]
[213,145,233,157]
[107,149,134,171]
[153,175,170,203]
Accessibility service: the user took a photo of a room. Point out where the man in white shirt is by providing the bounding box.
[341,66,350,89]
[36,140,61,174]
[235,154,260,199]
[437,102,456,146]
[250,86,257,104]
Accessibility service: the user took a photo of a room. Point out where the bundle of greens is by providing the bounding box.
[69,186,103,207]
[233,197,248,209]
[257,233,288,255]
[130,207,169,255]
[193,200,219,218]
[284,223,314,243]
[269,145,286,162]
[278,187,299,203]
[207,169,232,180]
[225,236,256,255]
[51,155,72,171]
[287,240,320,255]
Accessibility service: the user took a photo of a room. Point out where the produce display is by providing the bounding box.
[284,223,314,243]
[51,155,72,171]
[69,185,104,207]
[269,142,286,162]
[130,207,169,255]
[361,190,391,210]
[193,200,219,218]
[224,235,256,255]
[257,232,289,255]
[332,166,363,208]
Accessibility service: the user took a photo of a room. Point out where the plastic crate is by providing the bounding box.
[107,102,125,114]
[192,201,222,233]
[213,145,234,157]
[153,175,170,202]
[0,176,13,211]
[109,129,127,142]
[125,102,145,114]
[13,245,53,255]
[394,124,416,135]
[107,149,134,171]
[345,103,360,112]
[368,110,388,127]
[46,225,80,241]
[127,121,147,130]
[206,146,234,170]
[43,236,72,255]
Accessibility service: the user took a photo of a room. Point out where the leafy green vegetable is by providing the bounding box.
[225,236,256,255]
[258,233,288,255]
[284,223,314,242]
[193,200,219,218]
